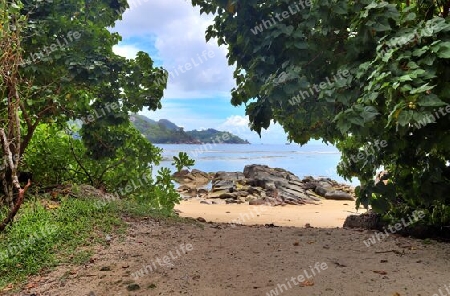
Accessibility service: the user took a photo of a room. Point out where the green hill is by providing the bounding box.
[131,114,250,144]
[186,129,250,144]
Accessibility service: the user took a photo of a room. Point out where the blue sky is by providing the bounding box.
[111,0,318,144]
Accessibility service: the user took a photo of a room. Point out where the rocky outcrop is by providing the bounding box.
[177,165,355,205]
[172,169,210,186]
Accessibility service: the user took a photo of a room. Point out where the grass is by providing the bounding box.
[0,195,181,292]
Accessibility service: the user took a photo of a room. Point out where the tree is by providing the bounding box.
[0,0,169,228]
[0,0,31,230]
[191,0,450,226]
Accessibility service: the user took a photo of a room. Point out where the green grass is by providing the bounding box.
[0,195,180,291]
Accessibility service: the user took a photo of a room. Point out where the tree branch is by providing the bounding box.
[0,179,31,232]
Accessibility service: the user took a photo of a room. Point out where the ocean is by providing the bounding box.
[154,144,358,185]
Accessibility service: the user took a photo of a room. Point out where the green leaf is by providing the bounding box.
[397,110,414,126]
[436,41,450,58]
[360,106,379,122]
[417,95,446,107]
[410,83,435,95]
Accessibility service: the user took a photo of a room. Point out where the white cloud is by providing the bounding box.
[112,0,235,99]
[112,44,140,59]
[220,115,250,128]
[219,115,288,144]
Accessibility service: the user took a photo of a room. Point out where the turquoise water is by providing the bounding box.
[155,144,358,185]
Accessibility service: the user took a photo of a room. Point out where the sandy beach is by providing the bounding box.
[175,199,362,228]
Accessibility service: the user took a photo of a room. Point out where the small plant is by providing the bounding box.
[172,152,195,172]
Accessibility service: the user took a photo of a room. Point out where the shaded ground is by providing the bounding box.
[18,216,450,296]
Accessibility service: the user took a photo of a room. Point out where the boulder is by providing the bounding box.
[343,211,380,229]
[212,171,245,193]
[172,169,210,186]
[314,185,331,196]
[324,191,354,201]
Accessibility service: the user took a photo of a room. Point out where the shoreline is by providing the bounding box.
[175,199,364,228]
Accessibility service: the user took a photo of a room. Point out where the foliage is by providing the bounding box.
[172,152,196,172]
[137,167,181,214]
[0,0,32,229]
[0,197,124,289]
[0,0,173,227]
[191,0,450,227]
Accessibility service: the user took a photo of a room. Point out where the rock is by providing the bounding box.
[208,190,229,199]
[247,187,263,196]
[196,217,206,222]
[249,199,266,205]
[100,266,111,271]
[343,211,380,229]
[219,192,237,199]
[177,164,355,207]
[324,191,354,201]
[236,190,249,197]
[211,172,245,193]
[173,169,210,186]
[200,200,210,205]
[284,197,303,205]
[177,184,195,191]
[126,283,140,291]
[226,199,238,204]
[198,188,208,195]
[172,169,190,178]
[315,185,333,196]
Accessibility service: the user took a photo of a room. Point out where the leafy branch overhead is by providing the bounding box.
[192,0,450,226]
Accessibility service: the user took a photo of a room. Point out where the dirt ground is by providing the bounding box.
[16,203,450,296]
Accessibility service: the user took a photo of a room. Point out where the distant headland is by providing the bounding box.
[130,114,250,144]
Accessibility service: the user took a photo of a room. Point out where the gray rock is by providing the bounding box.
[315,185,332,196]
[198,164,355,206]
[324,191,354,201]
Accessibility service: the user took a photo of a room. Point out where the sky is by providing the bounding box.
[110,0,304,144]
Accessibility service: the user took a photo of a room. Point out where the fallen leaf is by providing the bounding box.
[373,270,388,275]
[299,280,314,287]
